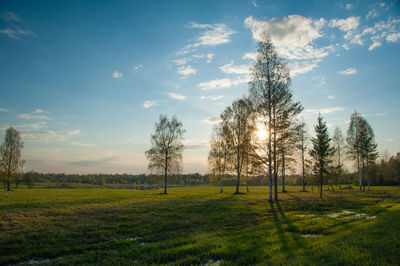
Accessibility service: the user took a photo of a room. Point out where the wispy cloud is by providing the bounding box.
[369,41,382,50]
[173,58,189,66]
[200,95,224,101]
[0,11,21,23]
[289,60,321,77]
[21,129,80,143]
[242,52,257,60]
[168,92,186,100]
[345,3,353,10]
[367,2,389,19]
[338,68,357,75]
[305,106,344,114]
[134,64,143,70]
[206,53,214,63]
[70,141,97,148]
[112,71,122,78]
[198,77,248,90]
[327,95,335,100]
[0,107,8,112]
[16,113,50,120]
[0,11,35,39]
[143,100,157,108]
[177,65,196,76]
[202,116,221,124]
[219,61,250,74]
[387,33,400,42]
[186,22,235,47]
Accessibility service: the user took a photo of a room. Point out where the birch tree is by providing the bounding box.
[0,126,24,191]
[145,115,185,194]
[249,34,302,202]
[221,97,255,194]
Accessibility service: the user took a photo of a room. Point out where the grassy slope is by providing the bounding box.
[0,186,399,265]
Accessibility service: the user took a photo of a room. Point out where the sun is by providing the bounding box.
[256,127,268,141]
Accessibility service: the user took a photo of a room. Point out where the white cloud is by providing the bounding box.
[173,58,189,66]
[70,141,97,148]
[198,76,249,90]
[187,22,235,47]
[242,52,257,60]
[168,92,186,100]
[367,2,389,19]
[369,41,382,50]
[21,129,80,143]
[289,60,320,77]
[0,12,35,39]
[219,61,250,74]
[252,1,258,7]
[330,17,360,32]
[329,17,362,45]
[200,95,224,101]
[202,116,221,124]
[191,53,214,63]
[346,4,353,10]
[134,64,143,70]
[385,138,395,142]
[0,28,35,39]
[386,33,400,42]
[112,71,122,78]
[16,113,50,120]
[198,78,231,90]
[68,129,81,136]
[305,106,344,114]
[327,95,335,100]
[34,109,44,113]
[177,65,196,75]
[0,107,8,112]
[244,15,328,61]
[21,122,47,130]
[338,68,357,75]
[206,53,214,63]
[143,100,157,108]
[1,11,22,23]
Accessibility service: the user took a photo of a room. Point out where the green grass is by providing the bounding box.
[1,186,399,265]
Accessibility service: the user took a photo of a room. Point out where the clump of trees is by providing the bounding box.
[207,34,396,200]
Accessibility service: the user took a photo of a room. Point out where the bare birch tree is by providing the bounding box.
[145,115,185,194]
[0,126,24,191]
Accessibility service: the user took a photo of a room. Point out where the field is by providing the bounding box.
[1,186,400,265]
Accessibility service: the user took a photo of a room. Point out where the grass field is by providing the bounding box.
[1,185,399,265]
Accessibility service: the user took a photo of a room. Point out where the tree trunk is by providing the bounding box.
[282,151,286,192]
[320,168,323,199]
[235,173,240,194]
[268,108,273,202]
[273,108,278,202]
[301,139,305,192]
[246,157,249,193]
[358,153,362,191]
[220,174,223,193]
[164,162,168,194]
[362,159,365,192]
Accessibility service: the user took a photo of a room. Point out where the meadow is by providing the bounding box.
[1,185,399,265]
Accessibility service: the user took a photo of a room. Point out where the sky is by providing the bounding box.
[0,0,399,174]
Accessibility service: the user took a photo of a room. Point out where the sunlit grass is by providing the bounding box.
[1,186,399,265]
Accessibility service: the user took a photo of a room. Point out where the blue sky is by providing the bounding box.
[1,0,399,174]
